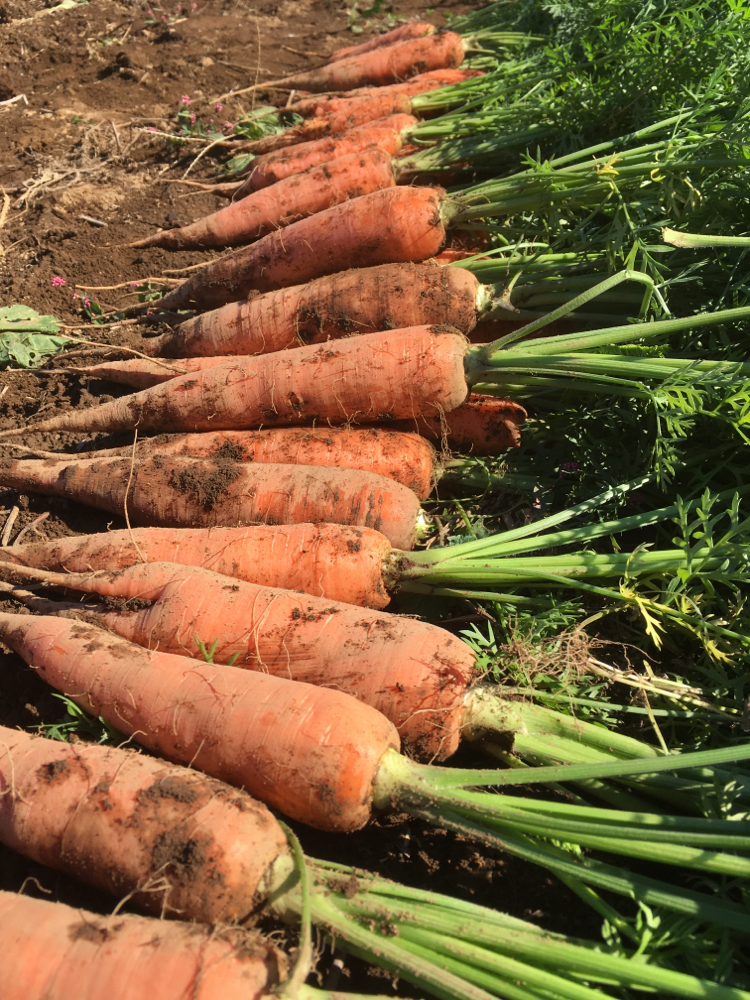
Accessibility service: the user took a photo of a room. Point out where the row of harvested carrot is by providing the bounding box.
[0,22,532,999]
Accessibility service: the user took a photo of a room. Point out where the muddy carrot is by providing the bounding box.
[145,264,481,358]
[229,92,411,156]
[0,611,402,830]
[0,454,421,548]
[0,523,394,608]
[328,21,435,62]
[23,426,438,500]
[129,146,396,250]
[384,393,527,455]
[5,561,476,760]
[3,326,468,438]
[0,726,289,923]
[0,890,285,1000]
[258,31,465,93]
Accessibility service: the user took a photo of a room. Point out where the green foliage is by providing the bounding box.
[0,305,67,368]
[39,694,122,745]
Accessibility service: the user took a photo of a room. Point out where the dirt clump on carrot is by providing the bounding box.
[0,726,290,923]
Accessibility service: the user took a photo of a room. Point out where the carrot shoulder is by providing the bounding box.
[0,611,401,831]
[0,726,289,922]
[1,522,393,608]
[129,146,395,250]
[0,890,284,1000]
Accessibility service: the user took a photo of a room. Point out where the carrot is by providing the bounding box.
[259,31,465,93]
[385,393,527,455]
[285,90,412,121]
[0,523,394,608]
[329,21,435,62]
[5,326,468,438]
[129,146,396,250]
[313,67,483,101]
[287,69,481,119]
[0,891,285,1000]
[0,726,289,922]
[132,187,449,312]
[0,454,421,548]
[5,560,476,760]
[0,611,402,830]
[145,263,481,358]
[240,126,404,193]
[25,426,437,500]
[230,92,411,156]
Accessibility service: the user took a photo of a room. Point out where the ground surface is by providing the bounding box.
[0,0,602,988]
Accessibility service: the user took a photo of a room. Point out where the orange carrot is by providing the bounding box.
[129,146,396,250]
[0,611,402,830]
[0,523,394,608]
[0,726,289,922]
[7,560,476,760]
[146,264,480,358]
[7,327,468,437]
[0,455,421,548]
[261,31,465,93]
[0,891,285,1000]
[385,393,527,455]
[231,91,412,156]
[133,187,449,311]
[240,126,404,192]
[317,67,483,100]
[329,21,435,62]
[286,70,481,120]
[29,426,437,500]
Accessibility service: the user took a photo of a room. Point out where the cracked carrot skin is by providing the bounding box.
[0,890,285,1000]
[0,455,421,548]
[20,561,477,760]
[150,185,448,311]
[49,426,438,500]
[0,612,401,831]
[18,326,469,439]
[147,264,479,358]
[130,146,396,251]
[0,726,289,922]
[0,523,394,608]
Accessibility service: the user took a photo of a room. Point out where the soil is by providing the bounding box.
[0,0,604,989]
